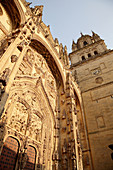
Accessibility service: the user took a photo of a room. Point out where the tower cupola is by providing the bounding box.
[69,32,108,66]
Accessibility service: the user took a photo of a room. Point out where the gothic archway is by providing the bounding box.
[30,39,63,86]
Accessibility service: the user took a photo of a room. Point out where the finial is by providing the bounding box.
[91,31,101,41]
[26,2,32,7]
[72,40,77,52]
[91,30,95,36]
[47,25,50,29]
[60,43,63,47]
[80,32,83,36]
[72,40,76,45]
[54,38,59,45]
[64,45,67,52]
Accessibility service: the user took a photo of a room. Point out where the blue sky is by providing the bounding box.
[27,0,113,53]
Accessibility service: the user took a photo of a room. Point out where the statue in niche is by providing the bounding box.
[0,82,5,101]
[27,113,42,141]
[26,49,35,66]
[32,5,43,23]
[1,68,10,83]
[18,139,28,170]
[46,73,56,110]
[18,149,28,170]
[35,129,41,141]
[59,43,63,57]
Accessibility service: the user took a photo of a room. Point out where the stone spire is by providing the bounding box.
[80,32,83,37]
[92,31,101,42]
[59,43,63,57]
[54,38,59,46]
[72,40,77,52]
[64,45,69,66]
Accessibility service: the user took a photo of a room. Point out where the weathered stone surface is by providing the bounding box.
[70,32,113,170]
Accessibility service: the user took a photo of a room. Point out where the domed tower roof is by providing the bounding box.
[77,33,93,49]
[69,32,108,66]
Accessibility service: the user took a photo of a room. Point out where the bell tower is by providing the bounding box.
[69,32,113,170]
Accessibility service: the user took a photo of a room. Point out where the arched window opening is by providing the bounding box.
[88,53,91,58]
[84,41,88,46]
[94,51,98,55]
[82,56,86,61]
[108,144,113,160]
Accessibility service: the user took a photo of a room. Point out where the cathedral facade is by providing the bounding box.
[0,0,112,170]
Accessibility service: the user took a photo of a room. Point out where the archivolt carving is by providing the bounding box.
[16,48,57,111]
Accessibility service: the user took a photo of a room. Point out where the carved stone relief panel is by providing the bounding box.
[45,73,57,110]
[6,83,55,167]
[16,47,57,113]
[17,59,32,76]
[4,46,57,169]
[9,101,28,134]
[27,113,42,141]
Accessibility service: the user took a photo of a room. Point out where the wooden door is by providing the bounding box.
[0,136,19,170]
[24,145,36,170]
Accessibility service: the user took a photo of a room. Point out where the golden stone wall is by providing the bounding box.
[70,33,113,170]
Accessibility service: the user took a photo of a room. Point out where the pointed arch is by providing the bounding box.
[31,34,66,89]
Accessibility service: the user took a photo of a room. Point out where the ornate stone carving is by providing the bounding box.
[0,68,10,101]
[16,49,57,112]
[18,149,28,170]
[54,38,59,47]
[27,113,42,140]
[62,109,66,119]
[32,6,43,23]
[46,73,56,110]
[62,139,67,153]
[95,77,103,84]
[9,101,28,134]
[18,138,28,170]
[11,55,18,63]
[0,68,10,83]
[0,82,5,101]
[59,43,63,58]
[0,1,85,170]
